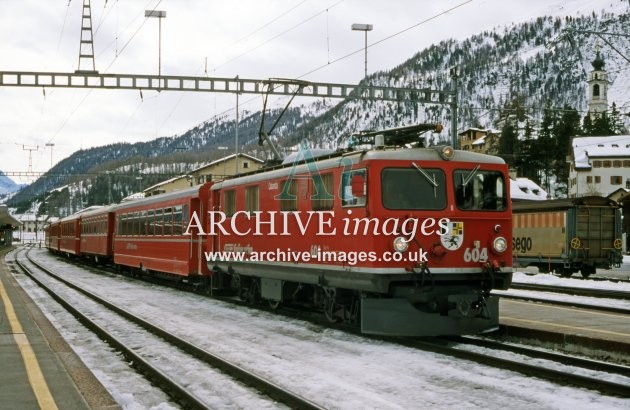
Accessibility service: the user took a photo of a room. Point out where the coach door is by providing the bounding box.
[188,198,202,276]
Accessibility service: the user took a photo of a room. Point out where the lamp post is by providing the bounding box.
[145,10,167,80]
[351,23,373,78]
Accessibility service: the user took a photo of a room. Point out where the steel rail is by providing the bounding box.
[21,249,323,410]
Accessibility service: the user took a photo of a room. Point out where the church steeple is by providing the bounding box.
[587,43,608,115]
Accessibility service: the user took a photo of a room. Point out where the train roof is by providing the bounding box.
[512,195,619,212]
[213,146,505,190]
[112,183,208,211]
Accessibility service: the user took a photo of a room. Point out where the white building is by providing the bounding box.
[568,135,630,198]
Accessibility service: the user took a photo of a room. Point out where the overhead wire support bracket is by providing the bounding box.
[0,70,454,104]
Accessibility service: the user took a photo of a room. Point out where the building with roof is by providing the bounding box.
[567,135,630,198]
[510,177,548,200]
[458,128,500,155]
[0,205,21,246]
[144,153,264,197]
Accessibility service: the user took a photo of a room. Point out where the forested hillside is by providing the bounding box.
[8,5,629,214]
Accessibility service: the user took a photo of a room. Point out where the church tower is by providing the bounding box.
[587,45,608,115]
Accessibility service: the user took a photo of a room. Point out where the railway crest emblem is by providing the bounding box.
[440,221,464,251]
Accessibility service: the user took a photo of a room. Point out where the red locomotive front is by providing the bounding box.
[205,125,513,336]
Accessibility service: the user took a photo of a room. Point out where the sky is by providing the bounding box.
[0,0,625,184]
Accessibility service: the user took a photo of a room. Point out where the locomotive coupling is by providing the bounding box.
[481,259,501,273]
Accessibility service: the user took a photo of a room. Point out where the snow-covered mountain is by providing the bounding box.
[9,2,630,210]
[0,172,21,195]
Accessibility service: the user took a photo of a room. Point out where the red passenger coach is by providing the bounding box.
[113,182,213,281]
[59,214,81,256]
[44,220,60,252]
[206,124,513,336]
[80,206,115,263]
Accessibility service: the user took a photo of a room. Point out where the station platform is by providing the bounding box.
[0,247,119,410]
[498,298,630,357]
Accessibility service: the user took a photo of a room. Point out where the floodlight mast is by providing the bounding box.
[145,10,167,81]
[351,23,373,78]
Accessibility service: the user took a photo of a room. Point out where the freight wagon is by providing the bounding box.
[512,196,623,277]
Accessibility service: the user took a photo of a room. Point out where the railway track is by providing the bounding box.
[18,248,630,403]
[568,275,630,284]
[403,337,630,398]
[13,247,323,410]
[510,283,630,300]
[493,288,630,315]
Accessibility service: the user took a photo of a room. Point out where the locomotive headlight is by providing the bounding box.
[492,236,508,253]
[439,145,455,160]
[393,237,409,253]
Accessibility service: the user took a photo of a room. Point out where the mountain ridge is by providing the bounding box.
[7,4,629,213]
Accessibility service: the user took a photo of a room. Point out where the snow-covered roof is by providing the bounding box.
[571,135,630,169]
[144,175,187,191]
[0,205,21,226]
[121,192,145,202]
[510,177,547,200]
[458,127,487,134]
[472,135,487,145]
[191,153,264,173]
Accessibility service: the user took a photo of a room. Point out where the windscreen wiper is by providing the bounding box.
[411,162,438,197]
[461,164,481,187]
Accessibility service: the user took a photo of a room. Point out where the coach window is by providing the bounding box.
[341,169,367,207]
[312,173,334,211]
[280,179,298,211]
[132,211,139,236]
[147,210,154,235]
[164,208,173,236]
[182,205,189,228]
[139,211,147,236]
[154,209,163,236]
[224,190,236,217]
[124,213,130,236]
[173,206,183,235]
[245,186,260,212]
[454,169,506,211]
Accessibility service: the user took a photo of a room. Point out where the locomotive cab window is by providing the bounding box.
[381,167,446,210]
[341,169,367,207]
[454,169,506,211]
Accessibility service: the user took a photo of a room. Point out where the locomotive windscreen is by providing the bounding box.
[454,169,507,211]
[381,168,446,210]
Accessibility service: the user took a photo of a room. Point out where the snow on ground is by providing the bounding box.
[496,266,630,310]
[8,248,630,409]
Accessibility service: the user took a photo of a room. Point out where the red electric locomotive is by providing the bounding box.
[112,182,213,281]
[204,124,513,336]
